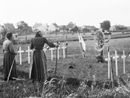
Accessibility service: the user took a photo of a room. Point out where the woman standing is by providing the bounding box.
[30,30,56,82]
[3,32,17,81]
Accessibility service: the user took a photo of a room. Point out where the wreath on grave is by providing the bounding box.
[94,29,111,52]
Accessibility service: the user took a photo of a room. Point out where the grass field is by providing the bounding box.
[18,32,130,42]
[0,34,130,97]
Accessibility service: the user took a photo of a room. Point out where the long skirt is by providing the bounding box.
[3,52,17,80]
[30,50,47,82]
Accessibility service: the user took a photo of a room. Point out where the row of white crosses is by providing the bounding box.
[106,49,127,79]
[47,43,67,61]
[17,44,67,65]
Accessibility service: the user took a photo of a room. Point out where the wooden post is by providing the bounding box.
[65,42,68,57]
[105,47,111,79]
[54,46,58,75]
[110,56,114,88]
[57,47,60,59]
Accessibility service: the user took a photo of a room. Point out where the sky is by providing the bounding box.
[0,0,130,28]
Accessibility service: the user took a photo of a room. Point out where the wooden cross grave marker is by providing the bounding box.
[113,50,119,76]
[25,46,32,64]
[18,47,24,65]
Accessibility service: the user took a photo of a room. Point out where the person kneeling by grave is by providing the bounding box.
[3,32,18,81]
[29,30,58,83]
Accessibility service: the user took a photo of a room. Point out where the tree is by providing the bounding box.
[82,27,90,32]
[17,21,28,30]
[0,23,16,40]
[16,21,32,35]
[16,21,33,42]
[115,25,127,31]
[100,20,111,31]
[70,26,79,34]
[62,25,67,31]
[4,23,16,33]
[66,22,75,32]
[0,25,7,40]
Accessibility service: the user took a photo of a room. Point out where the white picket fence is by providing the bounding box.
[16,44,67,65]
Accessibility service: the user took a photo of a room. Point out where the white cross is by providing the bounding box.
[25,46,32,64]
[121,50,126,74]
[49,48,55,61]
[113,50,119,76]
[105,51,111,79]
[18,47,24,65]
[62,44,66,58]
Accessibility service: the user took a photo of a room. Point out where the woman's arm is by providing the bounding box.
[44,38,56,47]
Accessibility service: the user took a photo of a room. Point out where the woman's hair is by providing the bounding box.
[35,31,42,37]
[6,32,13,40]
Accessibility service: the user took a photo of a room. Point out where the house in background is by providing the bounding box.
[32,23,42,31]
[48,23,59,33]
[37,24,49,34]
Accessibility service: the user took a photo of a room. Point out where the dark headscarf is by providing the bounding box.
[35,30,42,37]
[6,32,13,40]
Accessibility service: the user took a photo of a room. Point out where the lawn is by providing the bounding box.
[18,32,130,42]
[0,35,130,97]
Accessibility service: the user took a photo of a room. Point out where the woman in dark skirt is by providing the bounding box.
[30,30,56,82]
[3,33,17,81]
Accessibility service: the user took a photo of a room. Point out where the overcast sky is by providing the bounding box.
[0,0,130,27]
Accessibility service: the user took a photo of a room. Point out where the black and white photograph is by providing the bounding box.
[0,0,130,98]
